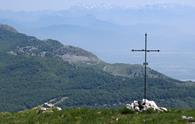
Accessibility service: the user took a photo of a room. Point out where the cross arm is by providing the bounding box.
[132,49,160,52]
[132,49,145,52]
[147,50,160,52]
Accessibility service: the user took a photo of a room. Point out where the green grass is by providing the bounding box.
[0,108,195,124]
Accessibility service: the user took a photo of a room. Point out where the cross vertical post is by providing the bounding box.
[132,33,160,102]
[144,33,147,101]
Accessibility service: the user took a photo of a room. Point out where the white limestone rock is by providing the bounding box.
[56,107,62,111]
[182,115,194,120]
[37,102,62,112]
[126,99,168,112]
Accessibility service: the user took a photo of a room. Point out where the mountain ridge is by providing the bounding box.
[0,24,174,80]
[0,24,18,33]
[0,24,195,112]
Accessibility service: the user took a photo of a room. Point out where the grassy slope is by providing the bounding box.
[0,108,195,124]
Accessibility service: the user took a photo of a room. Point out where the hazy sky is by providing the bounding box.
[0,0,195,11]
[0,0,195,80]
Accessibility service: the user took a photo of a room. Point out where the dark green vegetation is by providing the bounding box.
[0,108,195,124]
[0,24,195,112]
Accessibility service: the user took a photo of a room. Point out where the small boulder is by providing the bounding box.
[56,107,62,111]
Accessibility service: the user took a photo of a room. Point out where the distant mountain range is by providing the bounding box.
[0,24,195,112]
[1,7,194,80]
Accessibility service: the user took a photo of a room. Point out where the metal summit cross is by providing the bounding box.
[132,33,160,101]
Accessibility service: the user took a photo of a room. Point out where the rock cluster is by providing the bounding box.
[126,99,168,112]
[181,115,194,121]
[37,102,62,113]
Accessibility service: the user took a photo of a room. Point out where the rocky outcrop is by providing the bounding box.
[126,99,168,112]
[181,115,194,121]
[36,102,62,113]
[7,38,101,65]
[56,45,101,64]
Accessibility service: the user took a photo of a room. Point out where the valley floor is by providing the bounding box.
[0,108,195,124]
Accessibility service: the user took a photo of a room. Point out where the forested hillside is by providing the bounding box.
[0,24,195,112]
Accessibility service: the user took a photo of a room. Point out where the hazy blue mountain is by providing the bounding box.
[1,6,194,80]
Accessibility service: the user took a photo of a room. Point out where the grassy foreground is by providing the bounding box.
[0,108,195,124]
